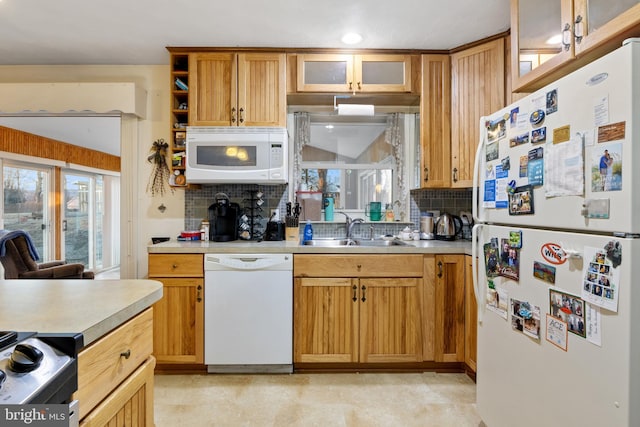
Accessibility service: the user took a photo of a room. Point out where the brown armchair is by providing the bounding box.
[0,234,94,279]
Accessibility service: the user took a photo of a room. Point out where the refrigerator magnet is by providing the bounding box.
[509,230,522,248]
[508,185,534,215]
[546,314,568,351]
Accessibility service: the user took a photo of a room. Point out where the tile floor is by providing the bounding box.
[154,372,482,426]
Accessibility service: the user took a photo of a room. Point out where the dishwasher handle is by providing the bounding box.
[204,254,293,271]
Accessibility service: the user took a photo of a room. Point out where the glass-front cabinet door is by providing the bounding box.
[296,54,411,93]
[297,54,354,92]
[511,0,575,92]
[573,0,640,55]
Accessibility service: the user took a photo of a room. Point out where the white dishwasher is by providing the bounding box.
[204,253,293,373]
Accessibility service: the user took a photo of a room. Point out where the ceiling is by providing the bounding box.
[0,0,511,65]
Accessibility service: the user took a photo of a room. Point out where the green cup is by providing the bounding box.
[366,202,382,221]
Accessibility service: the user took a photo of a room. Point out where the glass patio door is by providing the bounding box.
[62,172,94,268]
[2,162,52,260]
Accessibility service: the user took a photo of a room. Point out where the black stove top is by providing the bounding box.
[0,331,82,404]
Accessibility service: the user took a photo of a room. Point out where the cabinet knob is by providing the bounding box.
[172,264,178,269]
[356,264,362,271]
[348,81,353,91]
[120,349,131,359]
[357,82,361,90]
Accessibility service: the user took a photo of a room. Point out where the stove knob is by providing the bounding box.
[9,343,44,373]
[0,370,5,388]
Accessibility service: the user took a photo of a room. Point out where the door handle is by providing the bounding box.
[361,285,367,302]
[437,261,443,278]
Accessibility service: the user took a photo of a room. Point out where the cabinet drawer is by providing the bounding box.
[294,254,423,277]
[74,309,153,420]
[148,254,203,277]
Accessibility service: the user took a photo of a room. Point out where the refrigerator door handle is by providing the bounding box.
[471,222,485,323]
[472,117,486,225]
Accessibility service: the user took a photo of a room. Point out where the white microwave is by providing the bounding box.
[185,127,288,184]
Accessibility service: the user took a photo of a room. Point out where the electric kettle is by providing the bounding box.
[434,213,463,241]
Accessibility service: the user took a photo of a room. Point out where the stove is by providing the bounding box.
[0,331,82,406]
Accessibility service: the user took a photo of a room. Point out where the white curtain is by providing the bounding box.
[385,112,407,220]
[293,112,310,191]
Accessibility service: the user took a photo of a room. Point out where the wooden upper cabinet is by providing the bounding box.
[296,54,412,93]
[237,53,287,127]
[573,0,640,57]
[420,54,451,188]
[451,38,505,188]
[512,0,640,92]
[189,52,286,127]
[510,0,574,92]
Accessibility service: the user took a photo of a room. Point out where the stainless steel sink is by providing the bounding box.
[302,239,408,247]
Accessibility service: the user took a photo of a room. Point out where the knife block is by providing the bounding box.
[285,226,299,242]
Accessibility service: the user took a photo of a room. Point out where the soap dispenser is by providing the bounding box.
[303,220,314,242]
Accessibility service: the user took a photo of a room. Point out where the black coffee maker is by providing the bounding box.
[208,193,240,242]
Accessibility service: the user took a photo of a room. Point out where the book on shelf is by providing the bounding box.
[175,77,188,91]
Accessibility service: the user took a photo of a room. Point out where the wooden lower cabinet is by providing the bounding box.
[293,254,423,364]
[148,254,204,365]
[359,277,423,363]
[294,277,358,363]
[433,254,465,362]
[80,357,155,427]
[464,255,477,373]
[75,309,155,426]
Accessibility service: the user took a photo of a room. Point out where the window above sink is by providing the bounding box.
[289,111,418,221]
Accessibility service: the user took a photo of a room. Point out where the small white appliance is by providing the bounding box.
[186,126,288,184]
[472,39,640,427]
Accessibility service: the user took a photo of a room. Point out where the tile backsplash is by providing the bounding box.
[184,185,473,240]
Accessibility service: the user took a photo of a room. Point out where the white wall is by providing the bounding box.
[0,64,184,278]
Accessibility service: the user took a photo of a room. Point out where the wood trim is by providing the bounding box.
[449,30,511,54]
[0,125,120,172]
[54,167,62,259]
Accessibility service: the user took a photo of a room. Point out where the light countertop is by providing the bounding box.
[148,239,472,255]
[0,279,163,347]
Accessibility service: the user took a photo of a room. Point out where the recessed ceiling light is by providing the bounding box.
[325,124,334,129]
[546,34,562,45]
[341,33,363,45]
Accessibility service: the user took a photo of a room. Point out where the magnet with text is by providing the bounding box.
[540,242,568,265]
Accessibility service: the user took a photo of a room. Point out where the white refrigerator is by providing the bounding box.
[472,39,640,427]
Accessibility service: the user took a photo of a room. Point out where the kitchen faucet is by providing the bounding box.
[336,211,364,240]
